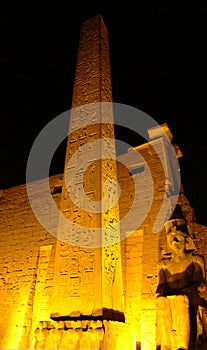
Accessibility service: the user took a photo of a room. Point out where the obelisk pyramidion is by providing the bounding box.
[52,15,124,320]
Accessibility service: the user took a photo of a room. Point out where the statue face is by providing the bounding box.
[167,229,186,254]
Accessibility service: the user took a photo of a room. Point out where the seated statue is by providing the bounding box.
[156,204,207,350]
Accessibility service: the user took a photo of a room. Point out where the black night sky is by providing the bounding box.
[1,1,207,225]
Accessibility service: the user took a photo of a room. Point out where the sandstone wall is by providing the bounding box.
[0,174,62,349]
[1,137,207,349]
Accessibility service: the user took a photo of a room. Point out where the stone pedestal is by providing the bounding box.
[31,319,135,350]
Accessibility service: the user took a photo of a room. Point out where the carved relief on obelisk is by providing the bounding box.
[52,15,124,318]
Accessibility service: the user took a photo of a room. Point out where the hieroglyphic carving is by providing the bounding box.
[69,247,95,297]
[52,15,123,316]
[56,243,96,300]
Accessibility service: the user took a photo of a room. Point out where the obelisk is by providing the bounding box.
[52,15,124,319]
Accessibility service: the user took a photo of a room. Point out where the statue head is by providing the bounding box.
[163,204,196,255]
[166,229,187,255]
[164,204,188,235]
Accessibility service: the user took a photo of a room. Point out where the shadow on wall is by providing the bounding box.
[136,342,141,350]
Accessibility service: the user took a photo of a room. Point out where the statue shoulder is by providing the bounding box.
[192,253,205,265]
[192,253,206,270]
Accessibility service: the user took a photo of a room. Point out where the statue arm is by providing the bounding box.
[156,263,169,296]
[193,254,207,302]
[181,254,207,305]
[192,254,206,282]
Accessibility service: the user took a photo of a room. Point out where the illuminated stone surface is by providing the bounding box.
[156,205,207,349]
[51,15,124,318]
[1,140,207,349]
[1,15,207,350]
[30,14,131,349]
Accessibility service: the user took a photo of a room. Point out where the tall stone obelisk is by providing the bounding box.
[52,15,124,319]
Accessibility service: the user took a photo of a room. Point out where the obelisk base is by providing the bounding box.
[50,307,125,323]
[29,319,135,350]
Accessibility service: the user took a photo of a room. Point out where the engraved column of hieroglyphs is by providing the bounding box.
[52,15,122,314]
